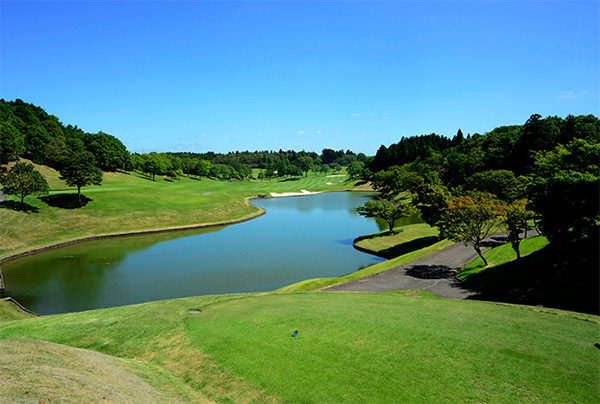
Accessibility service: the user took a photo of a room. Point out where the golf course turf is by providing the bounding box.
[0,292,598,402]
[0,159,361,260]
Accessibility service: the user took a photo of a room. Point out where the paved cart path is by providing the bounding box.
[324,232,537,298]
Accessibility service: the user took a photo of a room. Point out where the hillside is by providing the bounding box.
[0,292,598,402]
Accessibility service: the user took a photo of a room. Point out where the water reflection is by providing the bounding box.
[2,192,422,315]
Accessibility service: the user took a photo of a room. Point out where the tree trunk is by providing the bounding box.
[474,244,488,266]
[77,185,82,207]
[387,219,395,233]
[20,192,24,206]
[512,240,521,259]
[153,172,156,181]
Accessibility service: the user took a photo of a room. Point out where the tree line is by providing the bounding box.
[357,113,599,270]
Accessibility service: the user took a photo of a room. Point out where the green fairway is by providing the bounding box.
[459,236,550,280]
[0,159,359,259]
[0,292,598,403]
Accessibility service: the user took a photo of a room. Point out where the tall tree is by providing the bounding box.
[501,199,535,259]
[438,193,503,266]
[296,156,314,176]
[356,198,414,233]
[0,162,49,206]
[59,150,103,206]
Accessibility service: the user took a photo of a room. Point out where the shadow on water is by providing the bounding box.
[40,194,92,209]
[0,200,39,213]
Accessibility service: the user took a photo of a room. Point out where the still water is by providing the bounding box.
[1,192,421,315]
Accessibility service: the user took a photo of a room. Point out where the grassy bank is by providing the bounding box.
[354,223,440,258]
[0,160,360,259]
[278,238,454,292]
[0,292,598,403]
[458,236,550,280]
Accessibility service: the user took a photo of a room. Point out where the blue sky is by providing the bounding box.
[1,1,598,154]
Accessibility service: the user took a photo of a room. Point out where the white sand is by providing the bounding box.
[326,182,333,185]
[326,174,346,177]
[269,190,322,197]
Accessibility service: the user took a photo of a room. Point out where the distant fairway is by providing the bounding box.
[0,160,360,259]
[0,292,598,402]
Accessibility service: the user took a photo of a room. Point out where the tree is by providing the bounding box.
[142,152,168,181]
[59,150,103,206]
[0,119,24,164]
[356,198,414,233]
[467,169,522,202]
[501,199,535,259]
[264,167,275,182]
[347,161,365,180]
[525,138,599,244]
[84,132,129,171]
[371,165,423,197]
[296,156,314,176]
[194,159,213,179]
[438,193,503,266]
[285,164,302,177]
[410,183,452,228]
[0,162,49,206]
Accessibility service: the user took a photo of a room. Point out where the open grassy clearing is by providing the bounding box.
[458,236,550,280]
[0,159,357,259]
[0,292,598,403]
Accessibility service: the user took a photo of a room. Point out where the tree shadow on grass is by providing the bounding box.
[40,194,92,209]
[462,238,599,314]
[0,200,39,213]
[280,177,300,182]
[377,236,440,259]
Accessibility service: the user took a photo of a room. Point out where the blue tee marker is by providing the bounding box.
[292,330,298,338]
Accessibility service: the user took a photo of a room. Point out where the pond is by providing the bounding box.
[1,192,422,315]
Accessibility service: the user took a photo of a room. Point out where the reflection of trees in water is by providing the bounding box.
[2,226,225,313]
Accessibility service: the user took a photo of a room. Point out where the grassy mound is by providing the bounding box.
[0,339,203,403]
[0,292,598,402]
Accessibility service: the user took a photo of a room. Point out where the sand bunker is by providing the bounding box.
[269,190,321,197]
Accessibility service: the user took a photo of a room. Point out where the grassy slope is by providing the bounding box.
[0,292,598,403]
[458,236,550,280]
[0,339,204,403]
[0,300,34,323]
[0,159,357,259]
[355,223,438,253]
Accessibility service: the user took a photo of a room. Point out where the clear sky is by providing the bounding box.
[1,1,598,154]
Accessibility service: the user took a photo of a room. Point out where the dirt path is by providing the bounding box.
[323,232,537,298]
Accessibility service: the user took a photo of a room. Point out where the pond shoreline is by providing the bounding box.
[0,188,370,265]
[0,198,265,265]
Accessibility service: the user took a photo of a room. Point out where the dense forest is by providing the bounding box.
[361,113,599,313]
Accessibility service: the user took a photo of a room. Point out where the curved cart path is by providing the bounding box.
[323,232,538,298]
